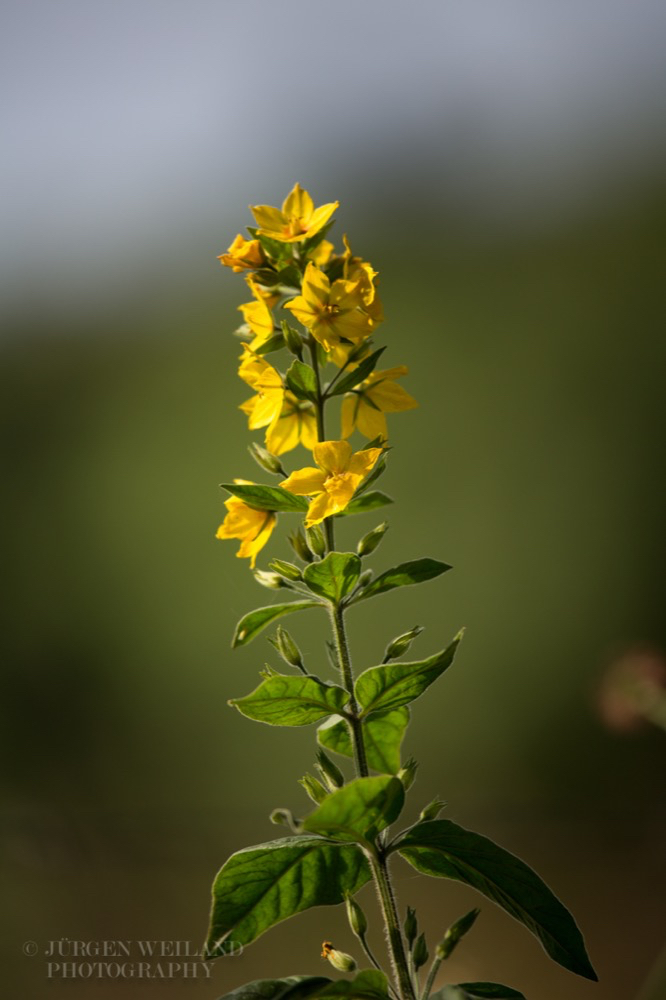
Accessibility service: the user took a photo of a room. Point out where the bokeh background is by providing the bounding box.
[2,2,665,998]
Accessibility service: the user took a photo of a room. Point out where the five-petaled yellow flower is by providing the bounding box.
[281,440,382,526]
[285,262,374,353]
[251,183,339,244]
[341,235,384,323]
[341,366,418,441]
[238,347,284,429]
[218,234,265,272]
[216,483,276,568]
[264,393,318,456]
[238,278,279,348]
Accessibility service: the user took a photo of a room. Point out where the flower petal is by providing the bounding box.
[282,182,314,222]
[281,467,327,496]
[250,203,287,235]
[314,440,352,474]
[348,447,382,478]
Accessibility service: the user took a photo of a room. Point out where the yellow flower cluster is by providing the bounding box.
[216,183,418,565]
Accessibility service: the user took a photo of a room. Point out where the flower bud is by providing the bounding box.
[344,893,368,938]
[248,441,285,476]
[403,906,418,947]
[356,569,373,591]
[384,626,424,662]
[281,319,304,359]
[271,626,304,670]
[419,797,446,822]
[398,756,418,790]
[316,748,345,789]
[299,773,328,805]
[306,524,326,557]
[288,529,314,563]
[357,522,388,557]
[321,942,356,973]
[269,559,303,582]
[412,932,429,970]
[254,569,286,590]
[436,908,480,961]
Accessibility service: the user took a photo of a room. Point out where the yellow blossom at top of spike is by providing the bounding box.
[218,233,265,272]
[216,481,276,568]
[341,366,418,442]
[250,183,339,244]
[238,347,284,429]
[238,278,279,348]
[280,440,382,526]
[284,263,375,353]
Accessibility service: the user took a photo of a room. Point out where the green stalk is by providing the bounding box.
[421,955,443,1000]
[312,322,413,1000]
[369,850,418,1000]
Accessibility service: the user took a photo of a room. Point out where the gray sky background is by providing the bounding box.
[2,0,665,321]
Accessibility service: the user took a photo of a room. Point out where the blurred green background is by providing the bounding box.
[2,3,665,999]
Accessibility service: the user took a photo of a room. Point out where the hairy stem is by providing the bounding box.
[369,850,417,1000]
[329,604,368,778]
[421,955,442,1000]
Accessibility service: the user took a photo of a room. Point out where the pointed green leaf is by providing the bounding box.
[286,360,318,401]
[352,558,451,603]
[302,776,404,845]
[217,977,332,1000]
[205,835,371,958]
[355,634,461,716]
[318,708,410,774]
[233,601,321,648]
[328,348,387,396]
[351,455,388,498]
[303,552,362,603]
[221,482,308,514]
[432,985,526,1000]
[319,969,389,999]
[341,491,394,516]
[253,333,286,356]
[396,819,597,981]
[230,674,349,726]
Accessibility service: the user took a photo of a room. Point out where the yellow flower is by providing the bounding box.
[218,233,265,272]
[307,239,334,266]
[280,440,382,526]
[321,941,357,973]
[284,262,374,352]
[250,183,339,244]
[216,483,276,568]
[238,347,284,429]
[265,392,318,456]
[342,235,384,323]
[238,278,279,348]
[341,366,418,441]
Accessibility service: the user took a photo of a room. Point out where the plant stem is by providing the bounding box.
[314,332,413,1000]
[329,604,368,778]
[308,335,335,552]
[369,850,417,1000]
[421,955,443,1000]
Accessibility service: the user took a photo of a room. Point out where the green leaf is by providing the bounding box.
[303,552,362,603]
[318,708,409,774]
[352,455,388,498]
[302,776,405,845]
[432,985,526,1000]
[230,674,349,726]
[205,835,371,958]
[355,634,461,716]
[217,977,333,1000]
[352,558,451,603]
[319,970,389,999]
[253,333,286,356]
[341,491,394,516]
[328,348,387,396]
[221,482,308,514]
[233,601,321,648]
[396,820,597,981]
[256,233,294,262]
[286,360,318,401]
